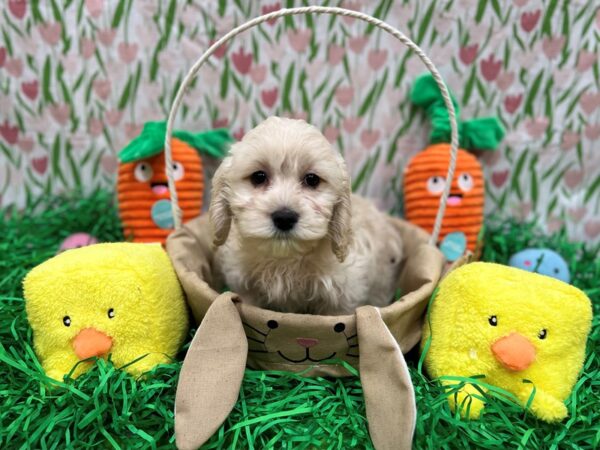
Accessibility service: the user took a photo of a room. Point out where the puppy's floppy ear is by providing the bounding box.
[329,155,353,262]
[209,157,233,246]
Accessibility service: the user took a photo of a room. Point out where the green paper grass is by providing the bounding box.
[1,191,598,449]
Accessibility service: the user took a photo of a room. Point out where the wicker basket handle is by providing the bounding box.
[164,6,459,246]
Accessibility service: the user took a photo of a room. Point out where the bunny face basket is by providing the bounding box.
[163,7,460,450]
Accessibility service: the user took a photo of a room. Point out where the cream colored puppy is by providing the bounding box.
[209,116,403,315]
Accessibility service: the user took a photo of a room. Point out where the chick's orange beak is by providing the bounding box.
[73,328,113,360]
[491,332,536,371]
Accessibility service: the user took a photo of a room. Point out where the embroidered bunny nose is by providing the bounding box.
[296,337,319,348]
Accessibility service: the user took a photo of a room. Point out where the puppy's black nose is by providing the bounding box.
[271,208,299,231]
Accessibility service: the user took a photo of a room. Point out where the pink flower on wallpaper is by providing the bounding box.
[480,150,501,167]
[124,123,142,140]
[564,169,583,189]
[584,123,600,140]
[597,9,600,29]
[262,3,281,25]
[524,116,549,138]
[349,36,369,54]
[118,42,139,64]
[209,40,228,59]
[541,36,565,59]
[459,44,478,65]
[233,128,245,141]
[513,201,532,222]
[213,118,229,128]
[5,57,23,78]
[335,86,354,107]
[579,92,600,115]
[288,29,312,53]
[368,49,388,71]
[323,126,340,143]
[69,132,88,151]
[343,117,362,133]
[21,80,38,101]
[360,129,381,149]
[17,136,34,154]
[231,48,252,75]
[328,44,345,65]
[93,79,111,100]
[560,131,580,150]
[88,117,104,137]
[101,155,118,175]
[520,10,541,32]
[80,37,96,59]
[31,157,48,175]
[49,104,70,126]
[480,54,502,81]
[341,0,361,25]
[0,121,19,144]
[261,88,278,108]
[577,49,596,72]
[8,0,26,19]
[98,28,117,47]
[105,110,123,126]
[38,23,62,46]
[546,216,564,234]
[504,94,522,114]
[250,65,267,85]
[584,220,600,239]
[496,71,514,91]
[0,47,6,68]
[85,0,103,18]
[491,169,509,188]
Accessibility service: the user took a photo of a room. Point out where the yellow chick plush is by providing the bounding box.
[422,262,592,422]
[23,242,189,381]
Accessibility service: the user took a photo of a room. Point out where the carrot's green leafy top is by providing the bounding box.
[411,74,505,151]
[118,121,233,163]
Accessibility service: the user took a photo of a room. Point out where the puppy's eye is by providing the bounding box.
[267,320,279,329]
[303,173,320,188]
[334,323,345,333]
[250,170,268,186]
[488,315,498,326]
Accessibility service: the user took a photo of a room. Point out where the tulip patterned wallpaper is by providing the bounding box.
[0,0,599,243]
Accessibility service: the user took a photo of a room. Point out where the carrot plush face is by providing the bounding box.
[404,143,484,252]
[117,138,204,243]
[116,121,232,244]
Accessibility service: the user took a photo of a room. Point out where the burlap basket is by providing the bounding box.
[162,7,460,450]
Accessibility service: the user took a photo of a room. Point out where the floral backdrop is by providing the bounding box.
[1,0,599,243]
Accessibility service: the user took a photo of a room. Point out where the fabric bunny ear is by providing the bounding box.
[175,293,248,450]
[357,306,416,450]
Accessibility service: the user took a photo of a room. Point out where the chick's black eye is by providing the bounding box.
[488,315,498,326]
[267,320,279,329]
[303,173,320,188]
[538,329,547,340]
[334,323,345,333]
[63,316,71,327]
[108,308,115,319]
[250,171,268,186]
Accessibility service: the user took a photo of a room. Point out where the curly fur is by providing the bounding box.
[209,117,403,315]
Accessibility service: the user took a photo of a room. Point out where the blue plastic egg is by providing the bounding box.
[508,248,571,283]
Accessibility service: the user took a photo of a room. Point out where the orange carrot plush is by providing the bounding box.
[404,75,504,260]
[117,122,232,244]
